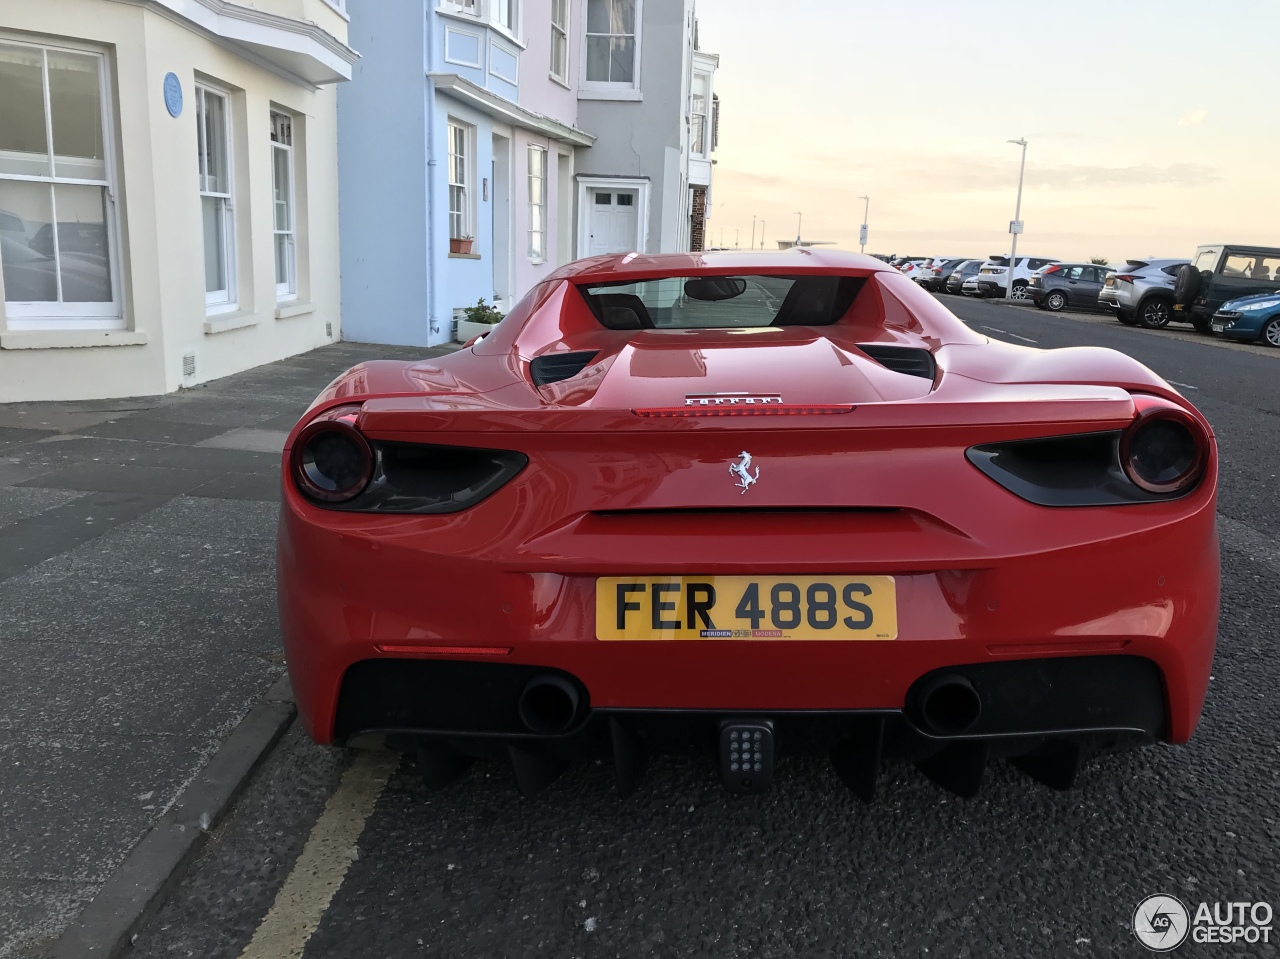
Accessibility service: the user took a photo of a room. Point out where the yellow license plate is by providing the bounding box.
[596,576,897,641]
[1173,303,1184,311]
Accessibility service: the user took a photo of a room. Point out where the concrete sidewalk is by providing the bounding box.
[0,342,451,958]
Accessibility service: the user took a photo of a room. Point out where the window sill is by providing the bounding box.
[448,252,483,260]
[204,311,259,335]
[0,329,148,350]
[549,73,571,90]
[275,301,316,319]
[578,88,643,102]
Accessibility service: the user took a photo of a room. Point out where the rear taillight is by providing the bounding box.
[932,268,943,275]
[1042,265,1062,275]
[291,405,374,503]
[1120,400,1209,495]
[1115,274,1138,284]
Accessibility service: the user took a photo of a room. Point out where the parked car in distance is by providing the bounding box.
[974,255,1060,299]
[945,259,983,295]
[1173,245,1280,333]
[1097,259,1189,329]
[1028,263,1113,313]
[1211,291,1280,347]
[917,257,969,292]
[897,259,930,282]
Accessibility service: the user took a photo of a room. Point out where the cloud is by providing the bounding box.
[1178,109,1208,127]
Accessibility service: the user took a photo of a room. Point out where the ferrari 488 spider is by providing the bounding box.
[278,250,1218,798]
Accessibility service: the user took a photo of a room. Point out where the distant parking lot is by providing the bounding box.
[979,298,1278,360]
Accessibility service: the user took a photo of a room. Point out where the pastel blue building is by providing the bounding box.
[339,0,593,347]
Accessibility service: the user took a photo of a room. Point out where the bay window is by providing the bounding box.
[691,72,710,157]
[0,39,120,328]
[197,84,235,310]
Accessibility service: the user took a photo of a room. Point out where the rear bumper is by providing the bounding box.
[279,477,1220,749]
[334,654,1167,748]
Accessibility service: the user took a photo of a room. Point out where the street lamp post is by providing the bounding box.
[794,211,803,246]
[858,195,870,254]
[759,221,765,249]
[734,228,739,249]
[750,216,757,251]
[1005,138,1028,301]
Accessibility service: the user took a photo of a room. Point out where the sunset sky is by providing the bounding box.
[696,0,1280,263]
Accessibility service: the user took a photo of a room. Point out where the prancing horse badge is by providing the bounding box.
[729,451,759,494]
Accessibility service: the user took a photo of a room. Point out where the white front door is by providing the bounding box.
[587,189,638,256]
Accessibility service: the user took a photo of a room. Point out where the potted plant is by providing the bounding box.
[449,235,475,255]
[456,297,505,343]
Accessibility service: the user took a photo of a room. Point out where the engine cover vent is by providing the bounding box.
[530,351,599,387]
[856,344,937,380]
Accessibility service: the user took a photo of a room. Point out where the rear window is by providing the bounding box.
[1193,248,1221,272]
[1221,253,1280,280]
[579,275,865,330]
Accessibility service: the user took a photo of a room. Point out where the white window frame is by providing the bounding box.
[270,110,297,301]
[579,0,643,100]
[527,145,546,263]
[549,0,569,84]
[0,36,123,330]
[196,83,236,313]
[690,70,711,159]
[438,0,480,16]
[447,119,473,241]
[490,0,519,38]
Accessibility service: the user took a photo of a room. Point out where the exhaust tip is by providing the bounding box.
[916,674,982,736]
[518,675,581,734]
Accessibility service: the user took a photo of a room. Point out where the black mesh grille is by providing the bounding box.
[856,344,937,380]
[530,351,599,387]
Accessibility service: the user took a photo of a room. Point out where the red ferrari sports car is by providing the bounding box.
[278,250,1218,798]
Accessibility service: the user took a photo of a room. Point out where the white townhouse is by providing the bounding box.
[0,0,357,403]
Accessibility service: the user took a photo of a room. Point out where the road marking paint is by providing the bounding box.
[237,750,399,959]
[1167,379,1199,390]
[980,326,1038,344]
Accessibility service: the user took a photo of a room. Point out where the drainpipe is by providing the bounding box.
[424,9,440,343]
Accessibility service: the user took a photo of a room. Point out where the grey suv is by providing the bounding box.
[1098,259,1189,329]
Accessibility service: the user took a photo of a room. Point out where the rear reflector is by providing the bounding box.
[633,405,855,417]
[375,645,513,657]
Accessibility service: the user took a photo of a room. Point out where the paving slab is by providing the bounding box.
[0,879,98,959]
[0,341,451,956]
[197,428,290,454]
[0,487,85,529]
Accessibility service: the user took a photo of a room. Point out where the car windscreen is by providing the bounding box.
[579,275,865,329]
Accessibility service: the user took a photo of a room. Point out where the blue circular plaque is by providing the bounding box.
[163,72,183,118]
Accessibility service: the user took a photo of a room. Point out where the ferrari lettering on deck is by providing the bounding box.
[596,575,898,641]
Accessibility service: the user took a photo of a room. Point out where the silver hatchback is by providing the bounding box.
[1099,259,1190,328]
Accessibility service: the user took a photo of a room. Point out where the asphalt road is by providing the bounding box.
[128,303,1280,959]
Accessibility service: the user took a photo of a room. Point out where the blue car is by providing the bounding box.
[1211,291,1280,347]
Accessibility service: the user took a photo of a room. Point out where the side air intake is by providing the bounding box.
[530,351,599,387]
[856,344,938,380]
